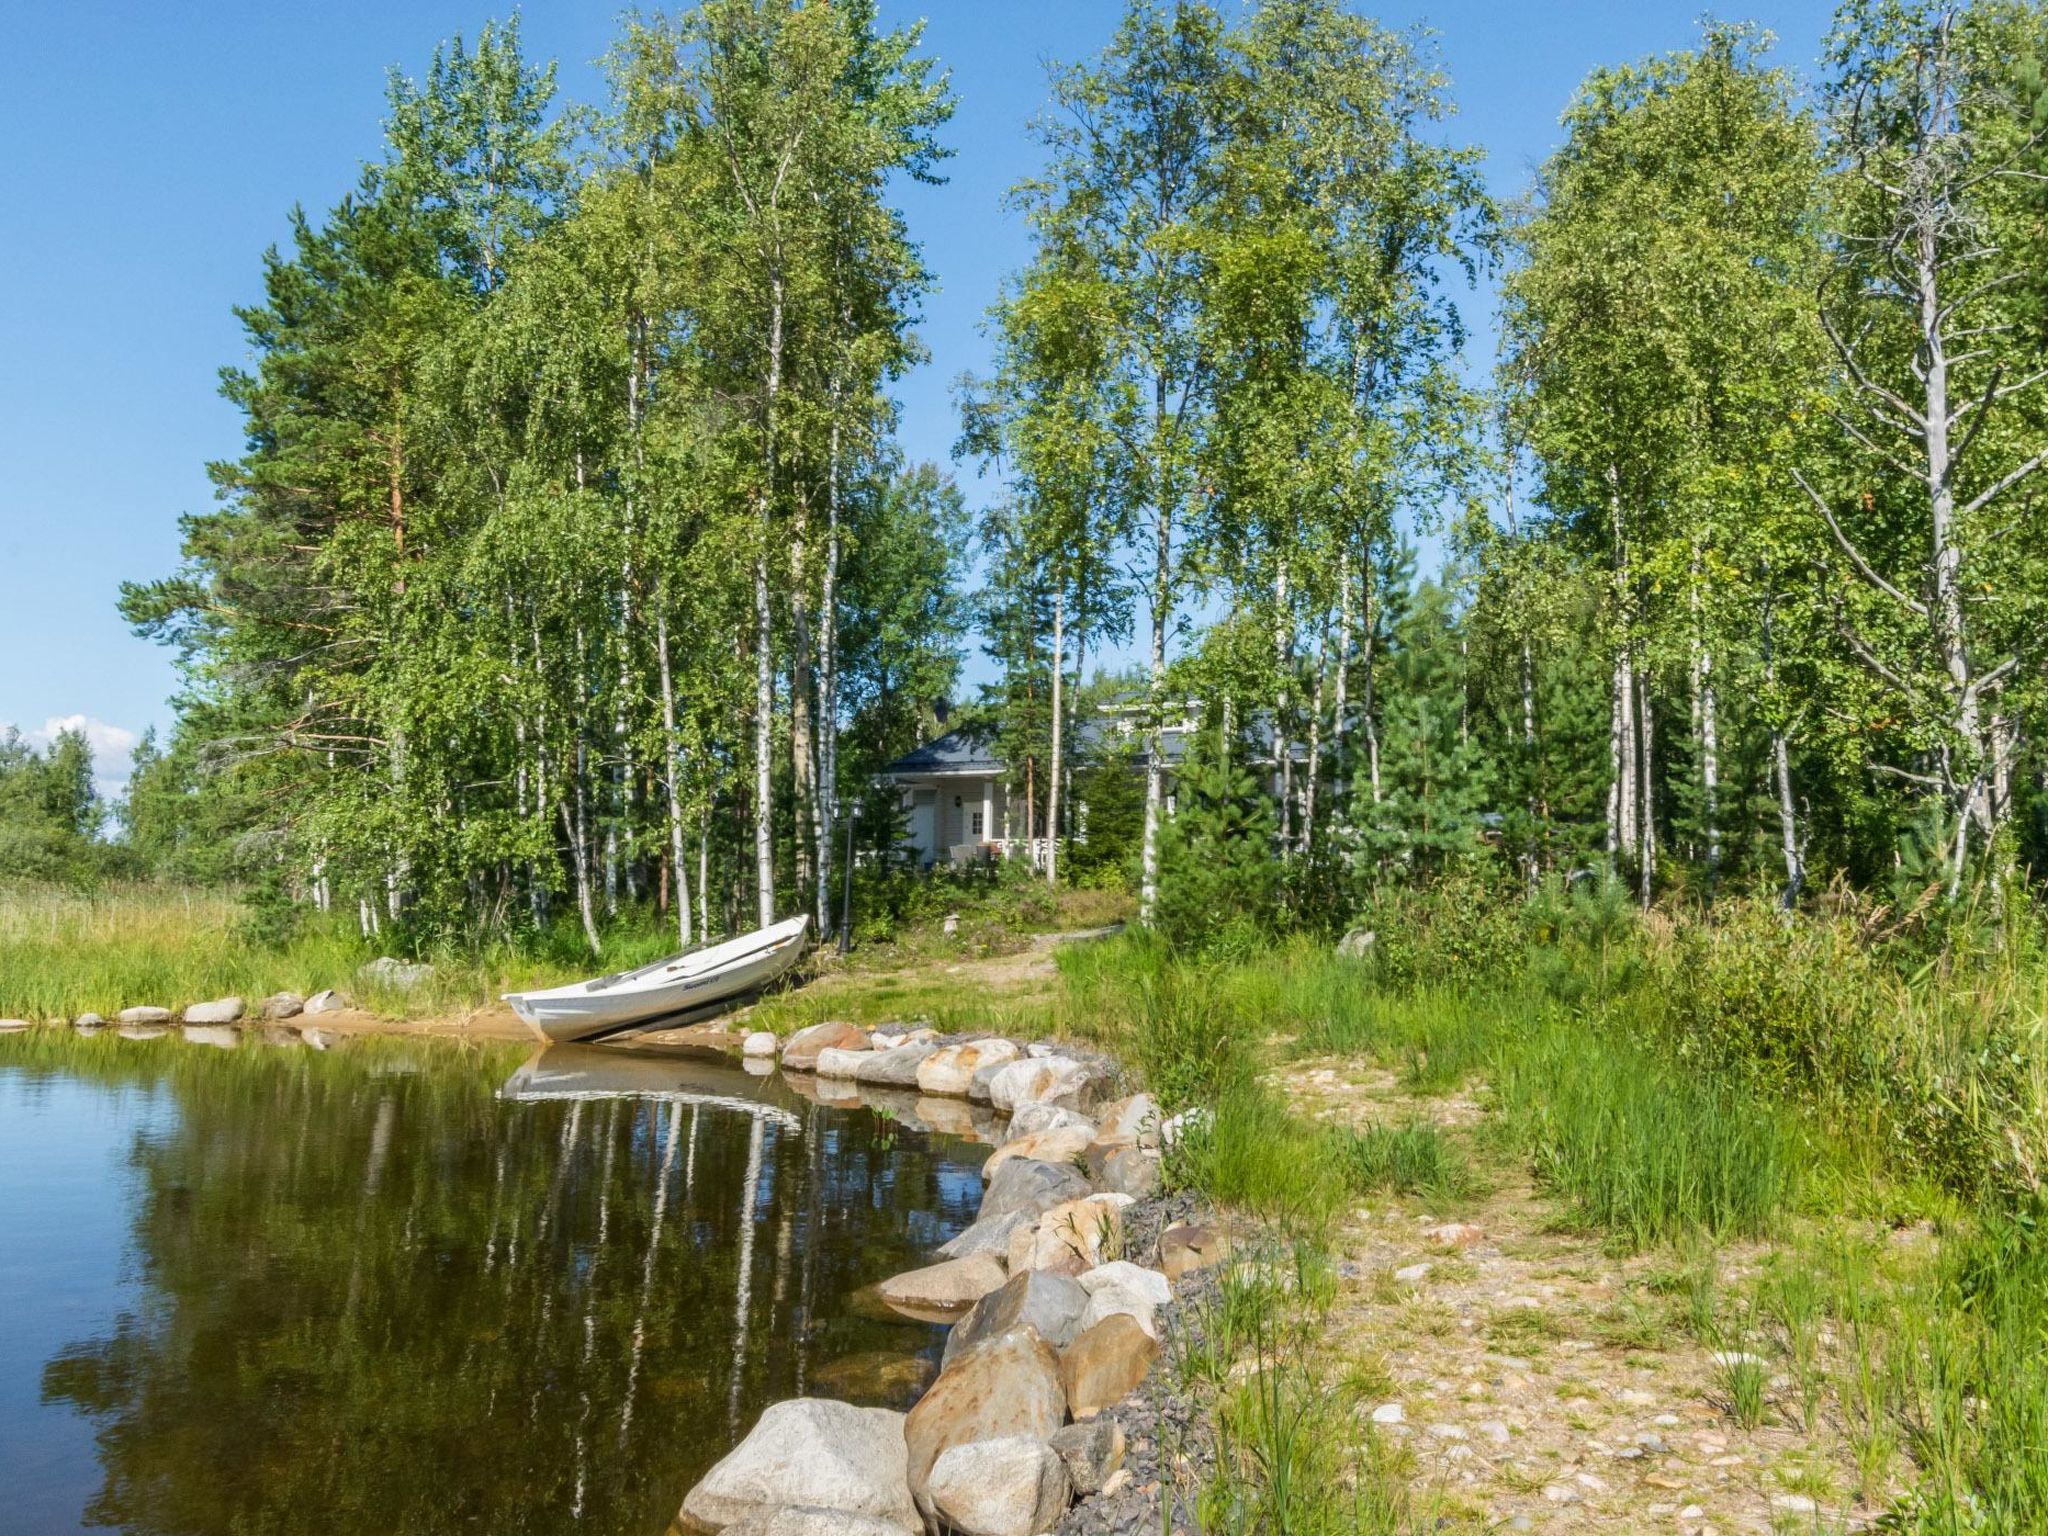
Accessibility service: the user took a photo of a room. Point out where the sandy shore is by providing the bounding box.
[293,1004,534,1042]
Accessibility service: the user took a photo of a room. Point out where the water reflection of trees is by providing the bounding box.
[27,1037,978,1535]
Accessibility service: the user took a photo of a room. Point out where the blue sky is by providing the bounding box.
[0,0,1836,798]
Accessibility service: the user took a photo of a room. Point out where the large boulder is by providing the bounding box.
[117,1006,172,1025]
[938,1207,1039,1262]
[968,1058,1010,1104]
[927,1436,1072,1536]
[814,1046,872,1081]
[939,1159,1093,1263]
[742,1030,778,1058]
[182,996,245,1025]
[855,1042,940,1089]
[1078,1262,1172,1308]
[983,1126,1094,1182]
[1049,1417,1127,1496]
[987,1058,1090,1114]
[781,1020,869,1071]
[1006,1102,1096,1142]
[918,1038,1022,1098]
[1012,1195,1129,1277]
[1076,1261,1169,1339]
[258,992,305,1021]
[944,1269,1089,1370]
[1094,1146,1162,1200]
[303,989,351,1015]
[904,1329,1066,1515]
[977,1157,1094,1225]
[1091,1093,1162,1150]
[679,1398,919,1533]
[1060,1313,1160,1419]
[876,1252,1008,1320]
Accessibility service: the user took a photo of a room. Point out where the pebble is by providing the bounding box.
[1770,1494,1817,1514]
[1426,1423,1466,1440]
[1370,1402,1405,1426]
[1476,1420,1511,1444]
[1541,1484,1579,1505]
[1709,1350,1764,1368]
[1680,1506,1705,1520]
[1394,1262,1431,1284]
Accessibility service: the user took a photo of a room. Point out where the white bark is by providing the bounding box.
[753,271,785,929]
[656,602,692,948]
[1047,585,1064,887]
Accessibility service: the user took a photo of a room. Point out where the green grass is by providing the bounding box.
[1493,1019,1804,1248]
[1330,1119,1476,1202]
[0,881,642,1021]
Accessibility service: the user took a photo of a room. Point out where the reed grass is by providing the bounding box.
[1330,1119,1476,1202]
[1493,1020,1803,1247]
[0,882,599,1020]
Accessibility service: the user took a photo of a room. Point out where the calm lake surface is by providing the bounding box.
[0,1029,990,1535]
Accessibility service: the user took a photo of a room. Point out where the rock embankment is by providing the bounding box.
[679,1020,1230,1536]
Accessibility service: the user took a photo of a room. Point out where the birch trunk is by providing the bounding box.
[1637,663,1655,906]
[1361,565,1382,805]
[753,271,785,928]
[814,416,843,939]
[1139,377,1170,926]
[1274,558,1293,853]
[1761,587,1804,908]
[789,489,816,903]
[1046,585,1064,887]
[1302,613,1328,855]
[1686,543,1721,893]
[1333,552,1352,802]
[656,602,693,948]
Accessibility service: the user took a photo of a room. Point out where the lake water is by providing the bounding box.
[0,1029,991,1535]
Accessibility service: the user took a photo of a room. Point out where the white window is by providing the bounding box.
[971,811,984,836]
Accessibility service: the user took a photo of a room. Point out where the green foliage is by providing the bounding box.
[1063,735,1145,887]
[1155,733,1281,952]
[0,727,112,883]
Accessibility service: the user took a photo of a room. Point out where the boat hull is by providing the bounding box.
[503,916,809,1044]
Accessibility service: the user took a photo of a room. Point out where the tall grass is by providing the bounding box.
[0,882,608,1019]
[1494,1020,1803,1247]
[1331,1120,1475,1202]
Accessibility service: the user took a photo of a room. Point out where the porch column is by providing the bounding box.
[982,779,994,848]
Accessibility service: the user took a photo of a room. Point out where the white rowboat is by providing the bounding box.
[503,914,811,1044]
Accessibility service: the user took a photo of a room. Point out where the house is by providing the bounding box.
[880,700,1204,868]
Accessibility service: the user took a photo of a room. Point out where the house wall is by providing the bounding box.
[894,776,1009,863]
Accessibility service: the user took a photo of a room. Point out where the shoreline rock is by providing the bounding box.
[679,1398,920,1533]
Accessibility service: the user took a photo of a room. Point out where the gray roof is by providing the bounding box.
[883,712,1193,778]
[884,729,1004,775]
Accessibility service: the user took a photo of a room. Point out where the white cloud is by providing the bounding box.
[5,714,141,803]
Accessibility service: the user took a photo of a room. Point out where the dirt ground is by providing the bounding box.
[1273,1056,1887,1536]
